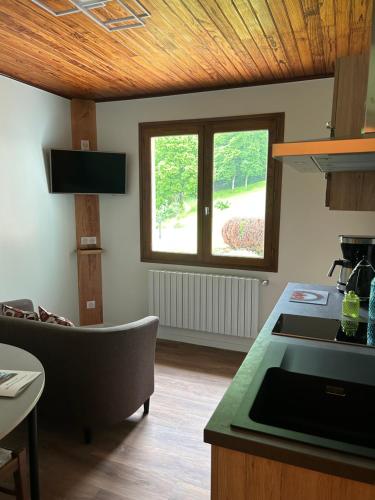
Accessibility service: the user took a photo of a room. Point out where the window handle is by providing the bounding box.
[204,206,210,216]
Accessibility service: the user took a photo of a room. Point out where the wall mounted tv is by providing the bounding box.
[50,149,127,194]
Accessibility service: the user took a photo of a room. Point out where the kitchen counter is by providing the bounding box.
[204,282,375,484]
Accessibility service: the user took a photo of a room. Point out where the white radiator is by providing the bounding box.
[148,270,261,338]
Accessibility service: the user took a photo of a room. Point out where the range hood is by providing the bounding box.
[272,6,375,173]
[272,138,375,173]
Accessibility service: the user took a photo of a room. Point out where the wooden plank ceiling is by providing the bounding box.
[0,0,372,101]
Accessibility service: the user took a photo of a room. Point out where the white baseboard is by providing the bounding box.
[157,326,253,352]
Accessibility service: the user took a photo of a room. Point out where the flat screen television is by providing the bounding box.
[49,149,127,194]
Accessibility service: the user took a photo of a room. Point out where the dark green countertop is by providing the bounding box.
[204,282,375,484]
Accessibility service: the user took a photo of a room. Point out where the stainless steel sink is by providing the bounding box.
[231,339,375,459]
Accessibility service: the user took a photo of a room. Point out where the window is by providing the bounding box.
[139,113,284,271]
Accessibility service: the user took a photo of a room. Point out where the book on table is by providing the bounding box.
[0,370,41,398]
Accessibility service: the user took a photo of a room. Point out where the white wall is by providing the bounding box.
[97,79,375,349]
[0,76,78,322]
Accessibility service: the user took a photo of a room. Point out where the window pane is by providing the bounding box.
[151,135,199,254]
[212,130,269,258]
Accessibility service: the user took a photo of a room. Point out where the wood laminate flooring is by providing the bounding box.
[0,340,245,500]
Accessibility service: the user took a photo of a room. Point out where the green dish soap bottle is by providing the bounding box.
[342,290,360,319]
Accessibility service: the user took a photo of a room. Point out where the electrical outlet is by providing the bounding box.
[81,140,90,151]
[80,236,97,246]
[86,300,96,309]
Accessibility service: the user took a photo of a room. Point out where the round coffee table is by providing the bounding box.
[0,343,45,500]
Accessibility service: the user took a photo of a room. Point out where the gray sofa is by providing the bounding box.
[0,299,159,441]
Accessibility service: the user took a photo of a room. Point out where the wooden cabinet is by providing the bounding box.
[330,55,369,139]
[326,171,375,210]
[211,446,375,500]
[326,53,375,211]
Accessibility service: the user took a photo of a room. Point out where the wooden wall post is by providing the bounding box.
[71,99,103,325]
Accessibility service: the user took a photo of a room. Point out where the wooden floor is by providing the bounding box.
[0,341,244,500]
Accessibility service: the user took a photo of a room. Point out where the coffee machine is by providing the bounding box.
[328,235,375,292]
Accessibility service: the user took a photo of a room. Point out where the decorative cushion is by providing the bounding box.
[38,306,74,327]
[2,304,39,321]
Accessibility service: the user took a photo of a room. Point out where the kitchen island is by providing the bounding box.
[204,283,375,500]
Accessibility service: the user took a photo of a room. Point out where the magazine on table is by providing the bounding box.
[0,370,41,398]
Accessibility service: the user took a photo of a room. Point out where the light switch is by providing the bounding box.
[80,236,97,246]
[86,301,96,309]
[81,140,90,151]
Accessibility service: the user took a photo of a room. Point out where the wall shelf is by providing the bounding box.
[76,248,104,256]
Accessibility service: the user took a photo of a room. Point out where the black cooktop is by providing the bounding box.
[272,313,375,348]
